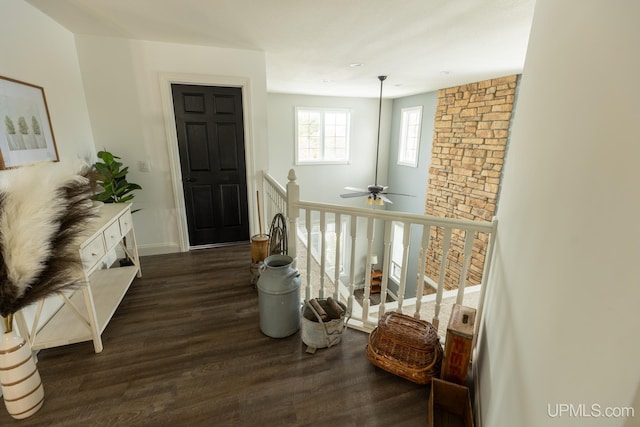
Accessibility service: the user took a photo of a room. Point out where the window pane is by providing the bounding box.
[296,108,350,164]
[398,107,422,167]
[298,110,322,161]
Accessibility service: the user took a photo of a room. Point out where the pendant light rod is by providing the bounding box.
[374,75,387,186]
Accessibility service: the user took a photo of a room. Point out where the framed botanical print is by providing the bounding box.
[0,76,59,169]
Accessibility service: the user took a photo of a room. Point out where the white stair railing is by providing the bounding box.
[261,170,497,343]
[262,172,287,222]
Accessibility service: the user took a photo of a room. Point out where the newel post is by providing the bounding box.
[286,169,299,263]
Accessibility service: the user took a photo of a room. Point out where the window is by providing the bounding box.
[390,222,405,283]
[397,106,423,167]
[295,107,350,164]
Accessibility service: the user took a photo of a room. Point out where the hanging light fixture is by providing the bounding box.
[373,75,386,202]
[341,75,414,206]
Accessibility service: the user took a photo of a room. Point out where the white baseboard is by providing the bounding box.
[137,243,181,256]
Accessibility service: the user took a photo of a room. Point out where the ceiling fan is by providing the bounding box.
[340,75,413,205]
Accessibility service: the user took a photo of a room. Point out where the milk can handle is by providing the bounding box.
[285,270,300,281]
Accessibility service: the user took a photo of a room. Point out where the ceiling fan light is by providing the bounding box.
[367,197,374,206]
[375,198,384,206]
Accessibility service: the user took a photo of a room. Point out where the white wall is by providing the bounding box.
[75,35,269,254]
[388,91,437,214]
[477,1,640,426]
[267,93,391,206]
[0,0,96,167]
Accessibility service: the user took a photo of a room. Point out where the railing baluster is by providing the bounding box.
[285,170,298,262]
[319,210,327,299]
[379,220,393,319]
[456,229,475,305]
[277,186,284,214]
[432,227,452,330]
[362,216,374,323]
[305,208,312,301]
[347,215,358,315]
[333,212,342,300]
[396,221,411,313]
[264,170,287,221]
[413,225,431,319]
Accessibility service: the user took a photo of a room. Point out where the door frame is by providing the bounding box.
[159,72,256,251]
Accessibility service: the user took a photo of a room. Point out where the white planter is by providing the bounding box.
[0,330,44,419]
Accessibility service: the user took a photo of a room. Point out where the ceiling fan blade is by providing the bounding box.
[340,192,371,198]
[378,194,393,204]
[344,186,368,192]
[384,192,415,197]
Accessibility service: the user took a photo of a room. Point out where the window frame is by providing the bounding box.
[389,222,404,284]
[294,107,351,165]
[397,106,423,168]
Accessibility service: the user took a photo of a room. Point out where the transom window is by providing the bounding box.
[295,107,350,164]
[397,106,423,167]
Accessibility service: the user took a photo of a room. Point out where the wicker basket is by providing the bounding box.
[366,312,443,384]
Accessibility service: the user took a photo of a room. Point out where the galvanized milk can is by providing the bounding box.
[257,255,301,338]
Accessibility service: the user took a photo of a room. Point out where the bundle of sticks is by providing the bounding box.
[308,297,345,322]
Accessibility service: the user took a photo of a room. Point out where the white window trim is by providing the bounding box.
[295,106,351,165]
[397,106,423,168]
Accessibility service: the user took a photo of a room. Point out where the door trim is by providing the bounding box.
[159,72,256,251]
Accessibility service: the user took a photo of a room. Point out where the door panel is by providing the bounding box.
[185,123,210,170]
[220,184,242,227]
[216,123,239,170]
[172,84,249,247]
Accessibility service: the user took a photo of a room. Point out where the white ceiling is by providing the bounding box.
[25,0,536,98]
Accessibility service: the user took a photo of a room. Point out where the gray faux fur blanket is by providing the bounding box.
[0,162,97,317]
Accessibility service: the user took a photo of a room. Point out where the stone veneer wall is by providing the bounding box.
[425,75,519,291]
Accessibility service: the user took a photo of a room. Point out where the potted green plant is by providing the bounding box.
[92,149,142,266]
[92,150,142,209]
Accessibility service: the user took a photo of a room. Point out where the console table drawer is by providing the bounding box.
[103,220,122,250]
[80,235,106,270]
[118,209,133,235]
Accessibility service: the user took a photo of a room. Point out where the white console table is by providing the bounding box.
[15,203,142,353]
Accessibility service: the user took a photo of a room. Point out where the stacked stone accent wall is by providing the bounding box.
[425,75,519,291]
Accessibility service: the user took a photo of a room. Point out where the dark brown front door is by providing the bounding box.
[171,84,249,247]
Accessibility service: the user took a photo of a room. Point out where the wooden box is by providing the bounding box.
[428,378,474,427]
[441,304,476,384]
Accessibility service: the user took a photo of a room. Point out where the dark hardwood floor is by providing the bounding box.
[0,244,429,426]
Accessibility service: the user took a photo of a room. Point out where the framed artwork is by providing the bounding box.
[0,76,59,169]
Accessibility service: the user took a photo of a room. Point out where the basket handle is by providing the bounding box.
[425,342,444,371]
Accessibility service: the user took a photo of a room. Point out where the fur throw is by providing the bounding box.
[0,162,98,317]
